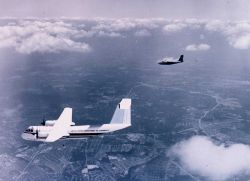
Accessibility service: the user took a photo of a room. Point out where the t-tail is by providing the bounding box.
[110,98,131,128]
[178,55,184,62]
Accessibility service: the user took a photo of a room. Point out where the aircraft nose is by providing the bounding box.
[21,132,28,140]
[21,132,35,141]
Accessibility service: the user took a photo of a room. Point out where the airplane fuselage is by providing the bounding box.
[158,61,182,65]
[22,124,130,141]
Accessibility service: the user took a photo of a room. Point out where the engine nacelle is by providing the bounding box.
[45,120,56,126]
[38,132,49,138]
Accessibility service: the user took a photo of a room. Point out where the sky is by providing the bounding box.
[0,0,250,20]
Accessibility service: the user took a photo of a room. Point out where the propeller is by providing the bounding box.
[36,129,39,139]
[41,115,46,125]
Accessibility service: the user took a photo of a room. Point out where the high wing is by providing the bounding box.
[45,107,72,142]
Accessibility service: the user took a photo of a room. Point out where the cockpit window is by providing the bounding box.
[26,128,33,132]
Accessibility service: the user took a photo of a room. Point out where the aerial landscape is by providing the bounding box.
[1,0,250,181]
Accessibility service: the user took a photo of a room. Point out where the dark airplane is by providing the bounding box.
[158,55,184,65]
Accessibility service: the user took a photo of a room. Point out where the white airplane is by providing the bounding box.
[22,98,131,142]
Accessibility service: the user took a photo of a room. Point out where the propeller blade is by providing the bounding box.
[41,115,46,125]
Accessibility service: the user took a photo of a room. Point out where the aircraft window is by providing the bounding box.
[26,128,33,132]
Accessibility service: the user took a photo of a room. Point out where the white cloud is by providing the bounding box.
[98,30,122,38]
[224,22,250,35]
[163,23,187,33]
[185,43,210,51]
[73,29,95,38]
[225,22,250,49]
[204,20,250,50]
[0,37,17,48]
[204,20,226,32]
[90,18,161,38]
[162,19,202,33]
[0,20,90,54]
[160,19,250,50]
[93,19,136,32]
[92,18,160,32]
[3,18,250,54]
[229,34,250,49]
[16,33,90,54]
[0,18,165,54]
[169,136,250,180]
[134,29,151,37]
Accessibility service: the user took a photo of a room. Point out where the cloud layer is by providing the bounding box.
[169,136,250,180]
[164,19,250,50]
[0,19,161,54]
[0,20,91,54]
[1,18,250,54]
[204,20,250,49]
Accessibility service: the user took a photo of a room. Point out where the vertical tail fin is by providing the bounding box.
[178,55,184,62]
[110,98,131,125]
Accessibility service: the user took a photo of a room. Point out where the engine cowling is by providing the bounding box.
[45,120,56,126]
[38,132,49,138]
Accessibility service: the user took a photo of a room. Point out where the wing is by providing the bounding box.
[45,107,72,142]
